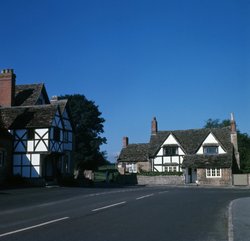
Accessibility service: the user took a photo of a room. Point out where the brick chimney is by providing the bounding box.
[0,69,16,107]
[151,117,158,135]
[123,136,129,148]
[230,113,240,169]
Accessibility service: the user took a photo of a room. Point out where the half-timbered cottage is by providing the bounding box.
[117,115,240,185]
[0,69,74,183]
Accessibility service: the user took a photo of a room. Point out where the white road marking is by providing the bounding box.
[136,194,154,200]
[92,201,126,212]
[0,217,69,238]
[228,200,234,241]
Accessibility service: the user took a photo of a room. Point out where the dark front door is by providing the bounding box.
[42,154,62,181]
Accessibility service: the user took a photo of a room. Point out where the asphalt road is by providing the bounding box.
[0,186,250,241]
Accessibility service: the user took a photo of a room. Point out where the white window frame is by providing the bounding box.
[206,168,221,178]
[165,166,178,172]
[203,146,218,155]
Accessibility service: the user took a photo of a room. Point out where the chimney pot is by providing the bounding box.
[123,136,129,148]
[0,68,16,106]
[230,112,236,133]
[151,117,158,135]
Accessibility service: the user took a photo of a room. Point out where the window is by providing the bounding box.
[27,129,35,140]
[0,150,5,167]
[203,146,218,155]
[165,166,177,172]
[53,127,61,142]
[206,168,221,178]
[164,146,178,156]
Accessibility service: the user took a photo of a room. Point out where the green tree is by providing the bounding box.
[60,94,108,170]
[204,118,250,172]
[205,118,231,128]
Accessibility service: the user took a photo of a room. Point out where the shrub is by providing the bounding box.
[138,171,183,176]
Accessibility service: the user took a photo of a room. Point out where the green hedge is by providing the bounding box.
[138,171,183,176]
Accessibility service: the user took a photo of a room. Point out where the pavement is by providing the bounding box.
[229,197,250,241]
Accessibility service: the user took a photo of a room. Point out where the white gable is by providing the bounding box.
[156,133,185,156]
[161,134,179,146]
[196,132,226,154]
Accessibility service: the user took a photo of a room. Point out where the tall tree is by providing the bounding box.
[204,118,250,172]
[60,94,107,170]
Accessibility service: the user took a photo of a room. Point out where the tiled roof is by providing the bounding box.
[15,84,50,106]
[0,105,59,129]
[149,127,232,156]
[118,143,150,162]
[182,154,232,168]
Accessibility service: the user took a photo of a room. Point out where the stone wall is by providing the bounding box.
[137,162,151,172]
[232,174,250,186]
[137,175,185,185]
[197,168,232,186]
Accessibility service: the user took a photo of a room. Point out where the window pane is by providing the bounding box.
[164,146,178,156]
[204,146,218,154]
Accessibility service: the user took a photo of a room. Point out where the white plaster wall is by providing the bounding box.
[162,134,178,145]
[197,133,226,154]
[154,157,162,164]
[154,166,164,172]
[31,154,40,166]
[163,156,171,163]
[35,140,48,152]
[35,129,49,139]
[153,134,185,172]
[27,141,34,152]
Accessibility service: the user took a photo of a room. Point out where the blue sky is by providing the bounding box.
[0,0,249,162]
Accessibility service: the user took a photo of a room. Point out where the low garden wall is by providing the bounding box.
[137,175,185,185]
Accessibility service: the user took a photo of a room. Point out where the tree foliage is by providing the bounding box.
[204,118,231,128]
[204,118,250,172]
[60,94,108,170]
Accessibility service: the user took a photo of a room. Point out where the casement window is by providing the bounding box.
[206,168,221,178]
[53,127,61,142]
[203,146,218,155]
[164,146,178,156]
[0,150,6,167]
[165,166,177,172]
[27,129,35,140]
[126,163,137,173]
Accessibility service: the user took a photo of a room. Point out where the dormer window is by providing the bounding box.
[203,145,218,155]
[164,145,178,156]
